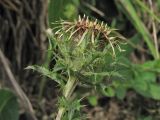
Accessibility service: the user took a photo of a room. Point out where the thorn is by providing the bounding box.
[77,30,88,46]
[101,21,104,27]
[91,32,95,44]
[83,14,85,18]
[89,21,93,27]
[86,16,89,23]
[58,34,63,38]
[68,28,81,39]
[55,29,61,34]
[78,15,81,22]
[105,24,107,28]
[106,30,112,35]
[94,19,97,25]
[81,14,85,22]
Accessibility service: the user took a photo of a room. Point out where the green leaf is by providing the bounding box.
[64,3,77,19]
[101,86,115,97]
[132,80,149,98]
[83,71,122,78]
[87,95,98,106]
[0,89,19,120]
[136,71,156,83]
[26,65,62,85]
[48,0,74,27]
[142,60,160,73]
[115,86,126,100]
[138,116,153,120]
[149,84,160,100]
[158,0,160,10]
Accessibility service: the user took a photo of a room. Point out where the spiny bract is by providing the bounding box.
[53,15,126,56]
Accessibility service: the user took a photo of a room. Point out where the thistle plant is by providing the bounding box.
[27,15,125,120]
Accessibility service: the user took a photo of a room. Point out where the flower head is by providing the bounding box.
[54,15,126,57]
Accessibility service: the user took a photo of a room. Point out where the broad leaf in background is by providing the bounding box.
[117,60,160,100]
[0,89,19,120]
[87,95,98,106]
[141,60,160,73]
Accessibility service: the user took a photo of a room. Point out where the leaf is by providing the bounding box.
[101,86,115,97]
[149,84,160,100]
[119,34,141,57]
[142,60,160,73]
[48,0,74,27]
[87,95,98,106]
[64,3,77,19]
[26,65,62,85]
[132,80,149,98]
[138,116,153,120]
[0,89,19,120]
[83,71,122,78]
[136,71,156,83]
[115,86,126,100]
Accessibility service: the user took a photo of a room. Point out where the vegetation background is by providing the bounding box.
[0,0,160,120]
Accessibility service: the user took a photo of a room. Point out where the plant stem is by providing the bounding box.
[149,0,159,59]
[56,76,77,120]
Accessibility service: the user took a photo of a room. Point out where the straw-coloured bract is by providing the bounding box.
[54,15,125,57]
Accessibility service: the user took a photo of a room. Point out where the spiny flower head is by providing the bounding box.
[53,15,126,57]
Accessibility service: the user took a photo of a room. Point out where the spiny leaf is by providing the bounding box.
[26,65,62,85]
[83,71,123,78]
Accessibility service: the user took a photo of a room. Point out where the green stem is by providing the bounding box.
[55,76,77,120]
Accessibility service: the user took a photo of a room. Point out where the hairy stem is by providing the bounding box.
[56,76,77,120]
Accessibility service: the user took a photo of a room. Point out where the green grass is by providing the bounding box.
[116,0,159,59]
